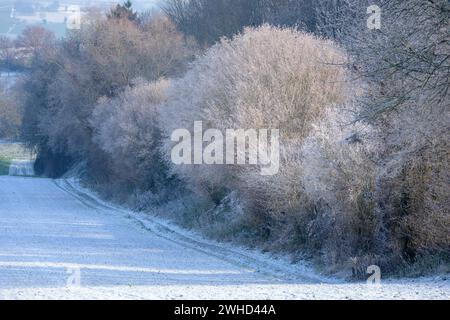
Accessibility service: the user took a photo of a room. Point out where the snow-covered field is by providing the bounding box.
[0,72,20,89]
[0,175,449,300]
[8,160,34,176]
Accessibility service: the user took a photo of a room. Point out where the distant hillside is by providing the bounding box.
[1,1,160,38]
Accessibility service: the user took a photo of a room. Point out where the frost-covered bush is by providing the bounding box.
[374,105,450,264]
[315,0,450,271]
[21,14,196,177]
[0,84,22,139]
[161,25,349,239]
[92,79,171,192]
[300,107,381,268]
[162,26,348,255]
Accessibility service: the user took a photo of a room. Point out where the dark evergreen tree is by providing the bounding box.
[107,1,138,22]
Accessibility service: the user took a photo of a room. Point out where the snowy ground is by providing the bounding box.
[0,72,20,89]
[0,175,449,300]
[8,160,34,176]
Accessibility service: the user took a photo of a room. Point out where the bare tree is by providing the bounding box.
[0,36,17,71]
[163,0,264,45]
[0,83,22,139]
[316,0,449,118]
[20,12,195,176]
[16,26,55,53]
[315,0,450,261]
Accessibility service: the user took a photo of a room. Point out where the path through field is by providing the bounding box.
[0,176,448,299]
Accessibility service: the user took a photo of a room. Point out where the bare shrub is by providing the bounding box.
[161,25,349,238]
[163,0,319,46]
[315,0,450,271]
[21,12,195,177]
[300,106,381,268]
[374,105,450,263]
[92,79,171,192]
[0,84,22,139]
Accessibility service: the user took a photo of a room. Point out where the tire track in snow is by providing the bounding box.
[54,178,326,284]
